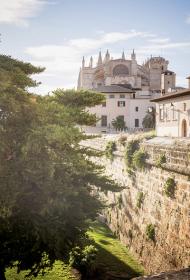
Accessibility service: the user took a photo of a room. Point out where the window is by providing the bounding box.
[101,115,107,127]
[166,107,170,121]
[118,101,125,107]
[102,102,106,107]
[135,106,139,112]
[172,106,178,121]
[135,119,139,127]
[159,105,164,121]
[184,103,187,111]
[109,94,115,98]
[120,94,125,98]
[133,93,136,99]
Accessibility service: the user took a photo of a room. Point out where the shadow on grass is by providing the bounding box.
[90,243,143,280]
[99,239,111,245]
[86,221,144,280]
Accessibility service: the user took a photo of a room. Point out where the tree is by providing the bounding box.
[142,107,156,129]
[0,55,118,279]
[112,116,126,131]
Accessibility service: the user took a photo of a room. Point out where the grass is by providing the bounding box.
[88,221,144,278]
[5,262,77,280]
[6,221,143,280]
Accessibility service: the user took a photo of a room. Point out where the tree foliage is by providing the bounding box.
[112,116,126,131]
[142,107,156,129]
[0,55,117,279]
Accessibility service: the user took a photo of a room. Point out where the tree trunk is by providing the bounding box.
[0,268,6,280]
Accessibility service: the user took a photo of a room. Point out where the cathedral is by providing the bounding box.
[77,50,176,93]
[77,50,177,133]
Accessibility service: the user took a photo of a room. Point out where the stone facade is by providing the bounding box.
[151,89,190,137]
[77,51,176,133]
[78,51,175,92]
[84,88,153,133]
[82,136,190,274]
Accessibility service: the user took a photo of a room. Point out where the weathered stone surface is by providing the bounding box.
[82,136,190,274]
[132,268,190,279]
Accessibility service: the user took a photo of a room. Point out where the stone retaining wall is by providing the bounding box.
[83,136,190,274]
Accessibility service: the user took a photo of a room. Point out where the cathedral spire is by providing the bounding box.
[82,56,85,68]
[131,49,136,60]
[122,50,125,60]
[104,49,110,63]
[89,56,93,68]
[97,51,102,66]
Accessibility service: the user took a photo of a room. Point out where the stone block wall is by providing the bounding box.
[83,136,190,274]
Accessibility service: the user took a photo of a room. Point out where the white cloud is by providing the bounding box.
[148,38,170,44]
[0,0,47,26]
[137,41,190,56]
[26,30,155,93]
[25,30,190,94]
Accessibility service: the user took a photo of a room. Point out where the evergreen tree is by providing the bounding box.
[0,55,117,279]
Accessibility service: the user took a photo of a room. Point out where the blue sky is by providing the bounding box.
[0,0,190,94]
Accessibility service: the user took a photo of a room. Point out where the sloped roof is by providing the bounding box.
[94,85,134,93]
[151,89,190,102]
[162,70,175,74]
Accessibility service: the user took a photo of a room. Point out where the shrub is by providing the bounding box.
[142,107,156,129]
[136,192,144,208]
[118,135,127,146]
[69,245,97,275]
[146,224,155,241]
[132,149,147,170]
[105,141,117,159]
[156,153,166,168]
[112,116,126,131]
[164,177,176,198]
[124,140,139,168]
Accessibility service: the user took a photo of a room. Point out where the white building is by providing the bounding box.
[151,88,190,137]
[77,50,176,132]
[85,85,153,133]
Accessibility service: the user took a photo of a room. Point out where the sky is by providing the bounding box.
[0,0,190,94]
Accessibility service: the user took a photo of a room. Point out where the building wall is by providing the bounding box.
[105,75,136,87]
[155,96,190,137]
[78,67,94,89]
[85,92,152,132]
[82,137,190,274]
[161,73,176,92]
[78,55,173,92]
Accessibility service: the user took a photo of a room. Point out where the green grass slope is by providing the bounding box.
[6,221,143,280]
[88,221,144,279]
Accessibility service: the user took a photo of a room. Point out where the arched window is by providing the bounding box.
[113,64,129,76]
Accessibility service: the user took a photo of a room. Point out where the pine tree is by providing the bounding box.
[0,55,117,279]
